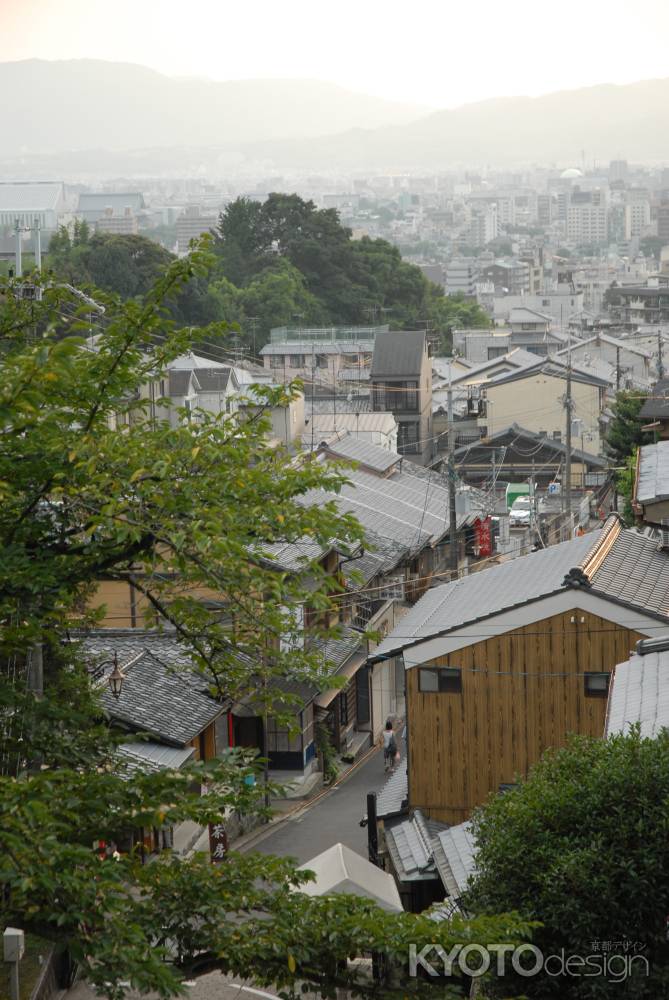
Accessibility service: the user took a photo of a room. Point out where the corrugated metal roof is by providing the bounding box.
[343,530,409,585]
[371,530,601,660]
[374,758,408,820]
[432,822,477,899]
[606,648,669,737]
[371,330,426,377]
[322,434,402,473]
[260,341,373,356]
[308,412,395,435]
[0,181,64,211]
[117,741,195,775]
[636,442,669,503]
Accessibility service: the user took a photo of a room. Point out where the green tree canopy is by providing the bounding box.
[604,389,650,464]
[0,252,526,1000]
[467,729,669,998]
[212,194,488,349]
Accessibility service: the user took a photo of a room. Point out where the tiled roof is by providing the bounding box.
[589,528,669,616]
[258,537,328,572]
[605,643,669,738]
[373,758,408,820]
[488,357,610,388]
[99,650,225,746]
[450,348,538,385]
[260,341,373,356]
[169,370,194,396]
[193,367,235,392]
[320,433,402,474]
[636,441,669,503]
[371,330,426,377]
[640,378,669,420]
[454,423,608,468]
[313,627,364,672]
[432,822,477,899]
[371,530,601,660]
[385,809,448,882]
[343,530,409,585]
[77,192,145,212]
[372,520,669,663]
[0,181,64,211]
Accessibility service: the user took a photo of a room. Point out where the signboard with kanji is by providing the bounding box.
[208,822,229,863]
[474,516,493,558]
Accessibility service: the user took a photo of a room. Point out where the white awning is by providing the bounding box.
[294,842,403,913]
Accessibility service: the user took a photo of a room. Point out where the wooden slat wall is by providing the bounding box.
[407,609,642,824]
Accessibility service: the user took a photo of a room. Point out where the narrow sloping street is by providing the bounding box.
[241,736,404,863]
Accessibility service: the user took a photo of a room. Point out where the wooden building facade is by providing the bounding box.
[405,609,642,824]
[371,516,669,825]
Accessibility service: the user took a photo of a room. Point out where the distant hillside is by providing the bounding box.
[243,78,669,167]
[0,59,426,153]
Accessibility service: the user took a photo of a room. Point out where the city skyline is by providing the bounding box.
[3,0,669,109]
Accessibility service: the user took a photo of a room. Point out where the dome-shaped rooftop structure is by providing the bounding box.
[560,167,584,179]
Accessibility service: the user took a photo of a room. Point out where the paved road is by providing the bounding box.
[243,735,404,864]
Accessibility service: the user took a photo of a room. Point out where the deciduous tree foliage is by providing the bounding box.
[0,251,526,999]
[467,730,669,998]
[213,194,489,348]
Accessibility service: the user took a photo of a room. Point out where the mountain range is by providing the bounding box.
[0,59,425,153]
[1,60,669,172]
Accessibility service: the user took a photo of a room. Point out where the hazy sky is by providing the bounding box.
[3,0,669,108]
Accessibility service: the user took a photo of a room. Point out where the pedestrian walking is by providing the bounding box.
[382,719,398,773]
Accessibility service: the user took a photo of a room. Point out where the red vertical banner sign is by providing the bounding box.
[474,516,493,558]
[209,822,229,863]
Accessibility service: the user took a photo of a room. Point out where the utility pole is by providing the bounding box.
[14,219,22,278]
[447,376,458,578]
[659,332,664,379]
[616,344,621,392]
[564,363,573,539]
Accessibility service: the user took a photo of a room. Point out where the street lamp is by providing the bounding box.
[102,653,126,700]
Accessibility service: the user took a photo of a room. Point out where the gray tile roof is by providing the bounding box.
[371,530,601,660]
[258,537,328,572]
[0,181,64,212]
[99,649,224,746]
[372,521,669,663]
[79,629,195,672]
[450,348,538,385]
[432,822,477,899]
[193,367,235,392]
[169,370,194,396]
[454,423,608,468]
[117,741,195,775]
[260,341,373,356]
[385,809,448,882]
[321,433,402,474]
[606,645,669,738]
[636,441,669,503]
[374,757,408,820]
[343,530,409,585]
[488,357,610,388]
[640,378,669,420]
[589,528,669,616]
[371,330,426,377]
[77,192,145,212]
[314,627,364,672]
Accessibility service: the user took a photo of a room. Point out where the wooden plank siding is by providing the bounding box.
[407,609,641,824]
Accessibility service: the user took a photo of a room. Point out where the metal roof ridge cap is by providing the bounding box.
[578,516,622,580]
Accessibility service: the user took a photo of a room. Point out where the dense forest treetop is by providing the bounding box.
[46,195,489,353]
